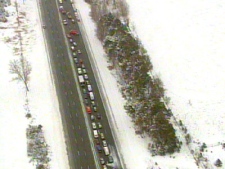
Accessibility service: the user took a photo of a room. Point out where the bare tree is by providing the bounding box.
[9,56,32,92]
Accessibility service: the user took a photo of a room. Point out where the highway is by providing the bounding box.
[38,0,123,168]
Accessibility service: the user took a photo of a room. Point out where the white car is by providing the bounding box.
[82,68,86,74]
[77,68,82,74]
[72,52,77,57]
[71,46,75,51]
[69,39,73,43]
[92,122,97,129]
[100,132,105,140]
[73,42,77,46]
[63,19,67,25]
[102,140,107,147]
[74,58,78,64]
[97,122,102,129]
[84,74,88,80]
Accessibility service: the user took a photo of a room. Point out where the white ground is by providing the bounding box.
[0,0,224,169]
[126,0,225,167]
[0,0,69,169]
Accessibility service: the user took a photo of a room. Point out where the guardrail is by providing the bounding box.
[76,9,126,169]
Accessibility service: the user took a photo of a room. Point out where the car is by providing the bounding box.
[100,133,105,140]
[97,113,101,119]
[77,49,81,54]
[82,88,87,94]
[70,30,79,35]
[100,158,105,165]
[62,10,66,14]
[81,64,85,69]
[93,106,97,112]
[82,68,87,74]
[102,140,107,147]
[72,52,77,57]
[69,38,73,43]
[90,115,95,121]
[67,12,72,19]
[84,98,88,105]
[96,145,102,153]
[63,19,68,25]
[74,58,78,64]
[93,130,98,138]
[84,93,88,99]
[66,34,72,38]
[71,46,75,51]
[86,106,91,114]
[71,19,75,23]
[102,165,107,169]
[76,17,80,22]
[92,122,97,129]
[77,68,82,74]
[91,101,96,107]
[94,139,100,145]
[84,74,88,80]
[97,122,102,129]
[87,84,92,92]
[59,6,64,12]
[73,42,77,46]
[86,80,90,85]
[108,156,113,163]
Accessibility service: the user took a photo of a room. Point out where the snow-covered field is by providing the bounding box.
[126,0,225,167]
[1,0,225,168]
[0,0,69,168]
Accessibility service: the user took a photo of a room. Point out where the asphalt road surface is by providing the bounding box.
[38,0,123,168]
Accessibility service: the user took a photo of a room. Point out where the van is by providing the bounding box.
[78,75,85,86]
[93,130,98,138]
[103,146,110,156]
[89,92,94,100]
[87,85,92,92]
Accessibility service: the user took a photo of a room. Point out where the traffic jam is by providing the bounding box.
[59,0,114,168]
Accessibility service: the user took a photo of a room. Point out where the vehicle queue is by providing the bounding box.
[58,1,114,168]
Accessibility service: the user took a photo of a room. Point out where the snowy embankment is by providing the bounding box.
[0,0,69,168]
[75,0,197,168]
[127,0,225,167]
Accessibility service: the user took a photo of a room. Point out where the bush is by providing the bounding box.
[90,6,180,155]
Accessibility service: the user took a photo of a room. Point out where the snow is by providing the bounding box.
[75,0,197,168]
[127,0,225,144]
[1,0,224,168]
[0,0,69,168]
[126,0,225,165]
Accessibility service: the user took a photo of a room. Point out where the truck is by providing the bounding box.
[78,75,85,86]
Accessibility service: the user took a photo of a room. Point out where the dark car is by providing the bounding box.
[94,139,100,145]
[96,145,102,153]
[97,113,101,119]
[108,156,113,163]
[84,98,88,105]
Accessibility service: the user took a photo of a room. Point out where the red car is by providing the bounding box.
[86,106,91,114]
[70,30,79,35]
